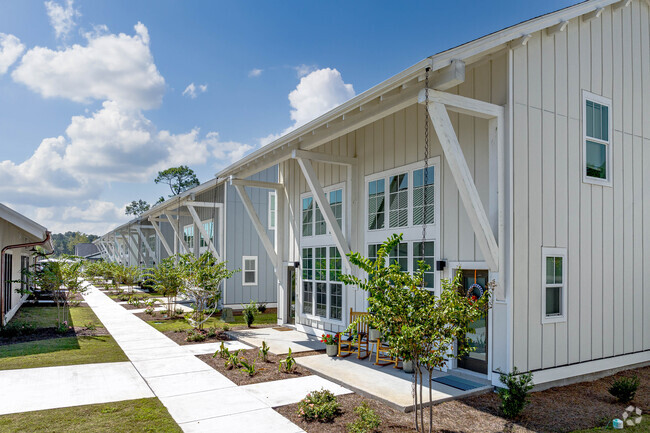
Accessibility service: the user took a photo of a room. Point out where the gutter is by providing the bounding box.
[1,231,52,325]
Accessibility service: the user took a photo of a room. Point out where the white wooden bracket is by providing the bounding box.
[229,177,284,191]
[291,149,357,166]
[136,226,154,260]
[612,0,632,10]
[186,204,220,260]
[419,89,503,272]
[582,7,604,22]
[148,217,173,257]
[118,233,138,266]
[164,213,191,254]
[295,156,352,270]
[546,21,568,36]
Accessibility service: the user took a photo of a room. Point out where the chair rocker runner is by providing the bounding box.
[338,309,370,359]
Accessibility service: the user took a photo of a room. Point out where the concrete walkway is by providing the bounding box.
[229,327,323,355]
[83,284,349,432]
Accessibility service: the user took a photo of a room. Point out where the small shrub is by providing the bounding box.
[186,329,207,342]
[347,402,381,433]
[222,323,230,332]
[297,388,340,422]
[0,323,36,338]
[239,358,257,376]
[497,367,534,418]
[225,351,241,370]
[68,299,81,307]
[55,321,73,334]
[257,303,267,313]
[259,341,270,362]
[144,306,156,316]
[174,307,185,316]
[609,375,640,403]
[213,342,230,359]
[207,327,218,338]
[242,300,257,327]
[279,348,296,373]
[83,322,97,331]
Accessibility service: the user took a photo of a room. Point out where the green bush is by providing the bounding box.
[347,402,381,433]
[297,388,340,422]
[608,375,640,403]
[257,303,267,313]
[497,367,534,418]
[0,323,37,338]
[242,300,257,327]
[206,327,218,338]
[186,329,207,342]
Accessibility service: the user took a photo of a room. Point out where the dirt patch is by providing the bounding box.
[164,329,230,345]
[0,326,109,345]
[276,365,650,433]
[197,348,313,386]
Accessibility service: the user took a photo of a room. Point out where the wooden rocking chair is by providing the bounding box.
[338,309,370,359]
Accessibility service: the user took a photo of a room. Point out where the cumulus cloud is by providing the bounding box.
[44,0,81,40]
[294,64,315,78]
[205,132,254,168]
[258,68,355,146]
[0,101,220,205]
[0,34,25,74]
[12,22,164,109]
[182,82,208,99]
[248,68,263,78]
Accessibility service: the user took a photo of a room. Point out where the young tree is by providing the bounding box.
[341,234,492,432]
[144,257,184,316]
[154,166,200,196]
[125,199,151,216]
[179,252,238,330]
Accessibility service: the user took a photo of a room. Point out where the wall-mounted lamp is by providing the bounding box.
[436,260,447,271]
[293,261,300,269]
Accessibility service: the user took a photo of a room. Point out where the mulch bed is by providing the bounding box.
[276,365,650,433]
[197,348,314,386]
[0,326,109,345]
[164,329,230,345]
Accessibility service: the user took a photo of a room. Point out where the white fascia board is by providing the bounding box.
[0,203,48,240]
[216,0,619,181]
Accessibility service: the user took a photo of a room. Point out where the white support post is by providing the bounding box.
[164,213,191,254]
[136,227,154,259]
[114,236,124,264]
[149,218,173,258]
[119,233,138,267]
[187,204,220,260]
[295,157,352,270]
[233,184,282,282]
[426,101,499,271]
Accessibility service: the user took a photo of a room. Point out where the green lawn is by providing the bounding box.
[145,311,278,332]
[0,398,182,433]
[10,306,103,329]
[107,291,164,301]
[571,416,649,432]
[0,336,128,370]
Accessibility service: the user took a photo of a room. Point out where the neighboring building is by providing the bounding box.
[0,203,53,325]
[74,243,101,261]
[95,166,279,308]
[216,0,650,388]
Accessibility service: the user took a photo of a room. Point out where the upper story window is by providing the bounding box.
[301,185,344,239]
[183,225,194,250]
[389,173,409,227]
[542,247,567,324]
[413,167,435,225]
[368,179,385,230]
[268,192,277,230]
[583,91,612,186]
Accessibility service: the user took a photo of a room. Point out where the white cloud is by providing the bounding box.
[12,22,164,109]
[205,132,254,168]
[44,0,80,40]
[248,68,263,78]
[294,64,315,78]
[182,82,208,99]
[258,68,355,146]
[0,101,219,206]
[0,34,25,74]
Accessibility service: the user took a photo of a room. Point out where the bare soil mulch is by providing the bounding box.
[276,365,650,433]
[164,329,230,345]
[197,348,317,386]
[0,326,109,345]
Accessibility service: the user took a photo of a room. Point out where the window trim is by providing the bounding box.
[300,245,344,323]
[268,191,277,230]
[582,90,613,187]
[242,255,258,286]
[541,247,568,324]
[300,181,346,246]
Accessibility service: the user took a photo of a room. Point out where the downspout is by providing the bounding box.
[0,231,52,325]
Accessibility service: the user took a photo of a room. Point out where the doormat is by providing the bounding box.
[432,375,485,391]
[273,327,294,331]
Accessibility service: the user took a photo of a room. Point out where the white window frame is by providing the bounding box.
[268,191,277,230]
[300,245,344,323]
[300,182,346,247]
[582,90,613,187]
[541,247,568,324]
[242,256,258,286]
[364,159,441,292]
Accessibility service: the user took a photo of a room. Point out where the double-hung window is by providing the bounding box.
[302,198,313,237]
[242,256,258,286]
[583,91,612,186]
[542,247,567,323]
[183,225,194,251]
[302,246,343,321]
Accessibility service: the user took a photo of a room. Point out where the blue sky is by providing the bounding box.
[0,0,578,234]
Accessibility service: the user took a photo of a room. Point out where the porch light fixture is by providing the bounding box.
[436,260,447,271]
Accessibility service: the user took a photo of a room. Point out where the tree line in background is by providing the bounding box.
[125,165,200,217]
[52,232,99,256]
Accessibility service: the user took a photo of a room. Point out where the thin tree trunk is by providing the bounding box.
[413,359,419,432]
[419,364,424,432]
[428,367,433,433]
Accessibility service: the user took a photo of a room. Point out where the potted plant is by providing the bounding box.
[368,319,382,341]
[320,333,339,357]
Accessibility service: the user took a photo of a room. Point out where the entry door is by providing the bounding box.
[286,266,296,324]
[457,269,489,374]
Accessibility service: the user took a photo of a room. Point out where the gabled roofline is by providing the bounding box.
[216,0,620,179]
[0,203,48,240]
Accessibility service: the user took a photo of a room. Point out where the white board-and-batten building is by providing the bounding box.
[216,0,650,387]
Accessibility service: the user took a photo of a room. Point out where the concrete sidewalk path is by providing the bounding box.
[0,362,154,415]
[83,284,310,433]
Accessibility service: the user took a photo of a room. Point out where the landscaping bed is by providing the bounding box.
[0,397,182,433]
[197,348,315,385]
[276,365,649,433]
[164,328,230,345]
[133,310,278,333]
